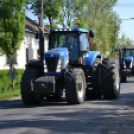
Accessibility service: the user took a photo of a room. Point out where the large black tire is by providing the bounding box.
[86,58,101,99]
[101,58,120,99]
[121,76,127,83]
[65,68,86,104]
[21,68,42,105]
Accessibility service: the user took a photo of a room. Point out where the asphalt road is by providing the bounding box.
[0,77,134,134]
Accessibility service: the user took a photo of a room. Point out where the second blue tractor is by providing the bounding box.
[119,46,134,82]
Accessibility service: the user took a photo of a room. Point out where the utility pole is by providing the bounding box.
[37,0,44,74]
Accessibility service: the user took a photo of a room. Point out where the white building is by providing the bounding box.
[0,17,49,70]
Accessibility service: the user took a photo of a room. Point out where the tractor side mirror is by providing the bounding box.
[89,30,94,38]
[35,32,39,39]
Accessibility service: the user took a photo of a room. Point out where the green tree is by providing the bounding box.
[116,34,134,48]
[73,0,121,57]
[0,0,26,57]
[58,0,88,28]
[29,0,61,28]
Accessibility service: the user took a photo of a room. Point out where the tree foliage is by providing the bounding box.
[28,0,61,28]
[0,0,26,57]
[116,34,134,48]
[73,0,121,57]
[58,0,88,28]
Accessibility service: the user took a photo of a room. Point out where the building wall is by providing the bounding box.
[0,31,49,70]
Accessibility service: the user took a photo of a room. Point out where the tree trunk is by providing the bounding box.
[48,17,52,29]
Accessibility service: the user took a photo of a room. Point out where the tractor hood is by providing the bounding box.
[44,47,69,58]
[44,47,69,74]
[124,56,133,62]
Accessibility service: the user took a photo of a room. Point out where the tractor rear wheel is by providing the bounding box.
[21,68,42,105]
[65,68,86,104]
[86,58,101,99]
[101,58,120,99]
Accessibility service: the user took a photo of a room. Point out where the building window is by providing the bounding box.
[26,48,29,63]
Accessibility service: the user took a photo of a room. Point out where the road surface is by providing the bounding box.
[0,77,134,134]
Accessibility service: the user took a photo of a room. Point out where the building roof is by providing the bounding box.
[50,28,88,33]
[25,16,48,34]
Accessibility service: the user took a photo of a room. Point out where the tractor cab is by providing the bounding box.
[123,47,134,69]
[48,28,90,65]
[120,46,134,82]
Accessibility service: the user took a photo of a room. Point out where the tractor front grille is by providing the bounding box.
[125,61,131,68]
[45,57,59,72]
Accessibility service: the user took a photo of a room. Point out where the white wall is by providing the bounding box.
[0,31,48,70]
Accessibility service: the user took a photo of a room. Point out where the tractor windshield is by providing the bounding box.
[49,32,79,63]
[49,32,78,50]
[123,50,134,57]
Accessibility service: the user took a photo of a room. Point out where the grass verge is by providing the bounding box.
[0,90,21,100]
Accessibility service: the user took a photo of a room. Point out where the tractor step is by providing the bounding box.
[87,83,93,86]
[87,87,94,90]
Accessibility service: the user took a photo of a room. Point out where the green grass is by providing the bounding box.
[0,69,24,100]
[0,89,21,100]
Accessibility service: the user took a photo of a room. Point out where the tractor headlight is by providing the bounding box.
[130,61,132,68]
[58,59,62,64]
[57,65,61,69]
[56,69,61,72]
[123,61,126,69]
[44,69,48,72]
[44,60,48,72]
[56,58,62,72]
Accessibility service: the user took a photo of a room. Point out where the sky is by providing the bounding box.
[113,0,134,40]
[26,0,134,40]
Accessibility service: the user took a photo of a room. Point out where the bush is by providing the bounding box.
[0,69,24,93]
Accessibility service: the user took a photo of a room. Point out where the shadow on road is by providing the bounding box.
[1,93,134,134]
[0,98,69,109]
[1,92,134,109]
[0,91,134,133]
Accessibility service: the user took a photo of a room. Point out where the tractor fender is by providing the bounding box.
[86,51,101,67]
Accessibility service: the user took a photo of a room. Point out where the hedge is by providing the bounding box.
[0,69,24,93]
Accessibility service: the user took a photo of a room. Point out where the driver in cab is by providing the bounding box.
[130,51,134,57]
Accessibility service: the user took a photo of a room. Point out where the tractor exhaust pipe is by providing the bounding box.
[38,0,44,74]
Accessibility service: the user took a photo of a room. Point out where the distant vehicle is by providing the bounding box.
[119,46,134,82]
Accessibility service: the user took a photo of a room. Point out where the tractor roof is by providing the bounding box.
[123,46,134,50]
[50,28,88,33]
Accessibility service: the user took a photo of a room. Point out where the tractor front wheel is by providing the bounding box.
[21,68,42,105]
[65,68,86,104]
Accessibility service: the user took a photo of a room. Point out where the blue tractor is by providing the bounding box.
[119,46,134,82]
[21,27,120,104]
